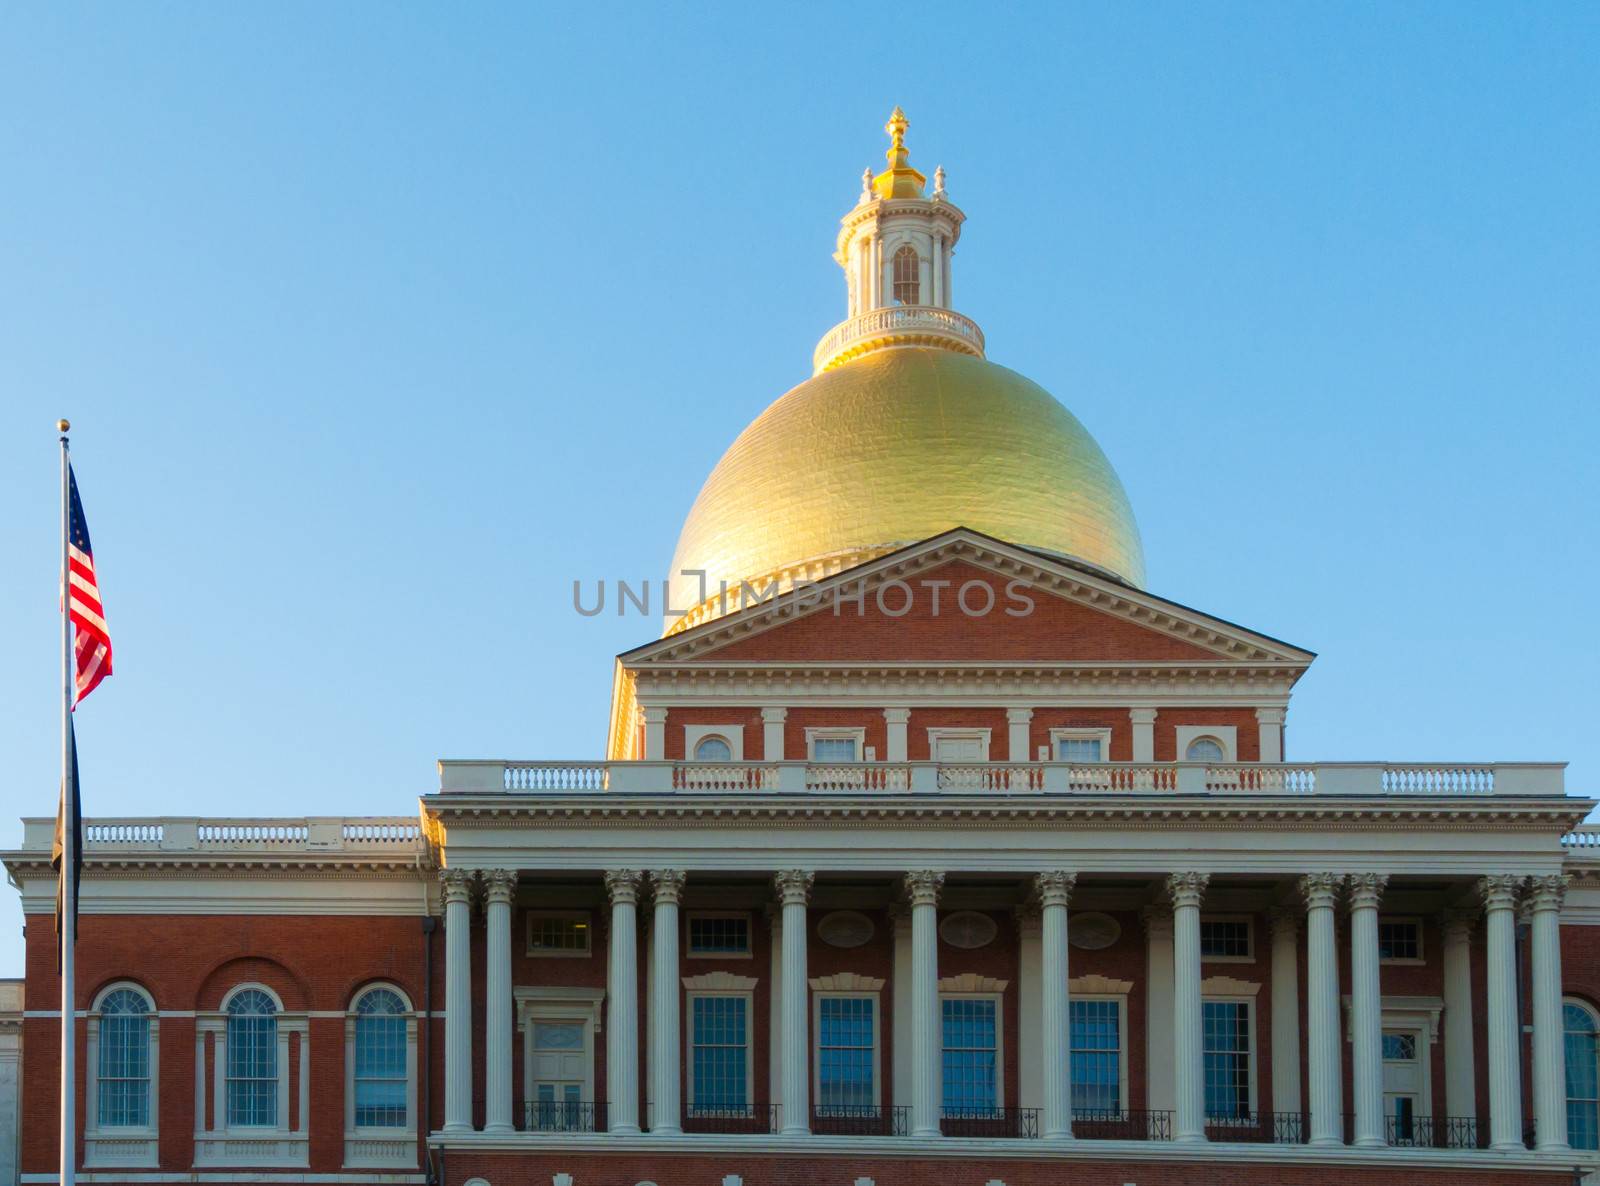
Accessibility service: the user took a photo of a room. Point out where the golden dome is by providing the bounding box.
[664,347,1144,635]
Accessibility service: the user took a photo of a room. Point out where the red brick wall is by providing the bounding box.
[1029,708,1133,761]
[784,709,888,762]
[907,708,1011,761]
[1154,707,1262,762]
[666,707,764,760]
[702,561,1222,663]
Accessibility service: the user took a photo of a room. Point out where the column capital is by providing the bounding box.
[1129,707,1159,725]
[1033,870,1076,908]
[483,868,518,905]
[639,704,669,725]
[1006,707,1035,725]
[440,867,474,905]
[883,706,912,725]
[650,869,687,904]
[760,706,788,724]
[1269,905,1300,939]
[1165,872,1209,909]
[1299,872,1343,909]
[1254,706,1287,726]
[774,869,815,906]
[605,869,643,905]
[1526,873,1570,913]
[903,869,945,907]
[1478,874,1522,911]
[1347,873,1389,911]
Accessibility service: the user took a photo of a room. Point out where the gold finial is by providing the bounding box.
[57,418,71,433]
[873,106,926,200]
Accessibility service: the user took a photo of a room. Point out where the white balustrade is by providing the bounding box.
[813,305,986,373]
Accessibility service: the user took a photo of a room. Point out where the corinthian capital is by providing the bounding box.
[774,869,815,906]
[604,869,642,905]
[440,867,474,905]
[650,869,686,905]
[1165,872,1209,909]
[1526,873,1570,913]
[1346,873,1388,911]
[903,870,945,907]
[1033,871,1076,909]
[1299,872,1343,909]
[483,868,518,905]
[1477,874,1522,911]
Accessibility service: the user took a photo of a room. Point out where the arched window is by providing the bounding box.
[891,245,920,305]
[1567,999,1600,1150]
[693,735,732,762]
[353,988,408,1128]
[97,987,152,1127]
[226,988,279,1128]
[1185,737,1226,762]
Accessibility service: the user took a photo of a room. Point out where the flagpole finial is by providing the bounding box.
[58,419,70,433]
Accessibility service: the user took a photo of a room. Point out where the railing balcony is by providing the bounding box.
[1072,1108,1173,1140]
[812,305,985,373]
[20,815,427,855]
[682,1103,777,1134]
[522,1100,606,1133]
[939,1106,1040,1139]
[811,1105,909,1136]
[438,759,1568,799]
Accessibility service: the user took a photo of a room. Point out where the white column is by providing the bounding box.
[483,869,516,1134]
[1480,875,1523,1150]
[1441,909,1477,1126]
[1006,709,1033,764]
[649,870,685,1135]
[1015,907,1043,1115]
[1130,708,1157,763]
[1348,873,1388,1147]
[1036,872,1076,1140]
[905,870,945,1137]
[761,708,787,760]
[931,233,944,307]
[1168,872,1209,1143]
[1269,907,1303,1121]
[776,870,815,1134]
[1302,873,1344,1146]
[606,870,643,1134]
[890,905,912,1111]
[640,706,667,761]
[440,868,474,1133]
[768,904,783,1118]
[1142,906,1176,1116]
[884,708,910,763]
[1255,707,1285,763]
[1529,873,1570,1152]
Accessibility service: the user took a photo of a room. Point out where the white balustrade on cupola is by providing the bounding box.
[812,108,981,375]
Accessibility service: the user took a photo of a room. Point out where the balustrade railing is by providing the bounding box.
[682,1103,777,1134]
[811,1105,909,1136]
[1564,826,1600,850]
[813,306,985,372]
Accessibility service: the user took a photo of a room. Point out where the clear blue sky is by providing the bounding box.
[2,4,1596,977]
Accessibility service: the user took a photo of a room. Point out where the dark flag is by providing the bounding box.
[52,721,82,971]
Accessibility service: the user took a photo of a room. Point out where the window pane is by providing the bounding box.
[1202,1001,1250,1119]
[533,1022,585,1050]
[1199,920,1251,959]
[1566,1003,1600,1150]
[1070,999,1120,1112]
[354,990,408,1128]
[528,913,590,953]
[693,736,732,762]
[812,737,858,762]
[941,998,997,1112]
[1056,738,1103,763]
[226,990,279,1128]
[1186,737,1225,762]
[688,915,750,955]
[1378,920,1421,961]
[692,996,748,1110]
[98,990,151,1127]
[1382,1031,1417,1061]
[892,245,920,305]
[818,997,874,1109]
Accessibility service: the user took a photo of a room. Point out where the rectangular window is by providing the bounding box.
[527,911,592,956]
[1382,1031,1417,1061]
[941,997,999,1114]
[1199,918,1253,961]
[817,996,876,1110]
[688,913,751,956]
[1378,919,1423,963]
[690,995,749,1111]
[354,1013,407,1128]
[1055,737,1103,762]
[1069,998,1121,1113]
[98,1013,150,1127]
[226,1016,278,1127]
[811,736,859,762]
[1202,1000,1251,1119]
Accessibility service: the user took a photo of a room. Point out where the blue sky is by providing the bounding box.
[2,4,1596,977]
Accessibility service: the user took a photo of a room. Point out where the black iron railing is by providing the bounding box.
[683,1103,777,1133]
[522,1100,606,1132]
[1387,1114,1482,1149]
[811,1105,910,1136]
[1071,1108,1173,1141]
[1199,1111,1308,1143]
[940,1106,1040,1139]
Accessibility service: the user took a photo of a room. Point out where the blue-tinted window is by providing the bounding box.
[1202,1000,1250,1119]
[941,998,997,1113]
[818,996,874,1109]
[1070,999,1120,1112]
[692,995,748,1110]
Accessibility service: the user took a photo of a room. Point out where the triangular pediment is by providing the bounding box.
[620,528,1313,669]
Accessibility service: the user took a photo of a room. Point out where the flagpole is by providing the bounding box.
[59,418,76,1186]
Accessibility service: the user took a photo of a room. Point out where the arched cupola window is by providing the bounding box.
[891,245,920,306]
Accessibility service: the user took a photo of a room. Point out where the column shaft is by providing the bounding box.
[483,870,516,1133]
[441,869,474,1133]
[1168,873,1209,1143]
[1269,909,1302,1121]
[906,871,944,1137]
[777,871,814,1134]
[1481,876,1523,1150]
[1530,874,1570,1152]
[1441,912,1477,1125]
[1037,872,1075,1139]
[1303,874,1343,1146]
[1348,874,1388,1147]
[649,871,685,1134]
[606,871,642,1134]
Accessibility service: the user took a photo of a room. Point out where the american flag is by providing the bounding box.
[67,467,112,703]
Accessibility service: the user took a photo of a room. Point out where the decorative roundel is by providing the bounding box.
[939,910,998,949]
[817,910,875,948]
[1068,911,1121,950]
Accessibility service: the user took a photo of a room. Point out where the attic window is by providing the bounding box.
[1185,737,1226,762]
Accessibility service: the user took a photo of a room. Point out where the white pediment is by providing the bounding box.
[809,972,887,992]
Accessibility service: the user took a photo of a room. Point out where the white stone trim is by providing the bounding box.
[194,983,310,1168]
[1177,725,1237,763]
[808,973,886,992]
[1048,728,1113,763]
[342,983,418,1169]
[517,989,602,1118]
[682,971,759,991]
[926,727,992,761]
[85,980,160,1168]
[685,724,745,763]
[1069,974,1133,995]
[937,973,1008,993]
[806,727,867,761]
